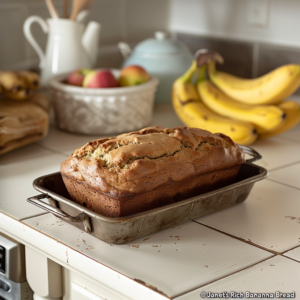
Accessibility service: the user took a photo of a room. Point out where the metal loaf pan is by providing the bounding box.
[28,146,268,245]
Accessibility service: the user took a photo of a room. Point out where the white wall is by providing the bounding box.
[169,0,300,48]
[2,0,300,70]
[0,0,171,69]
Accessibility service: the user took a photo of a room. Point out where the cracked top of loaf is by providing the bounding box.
[60,126,245,196]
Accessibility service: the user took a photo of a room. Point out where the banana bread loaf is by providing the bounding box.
[0,98,49,155]
[60,126,245,217]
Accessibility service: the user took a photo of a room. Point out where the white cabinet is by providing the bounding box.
[25,247,128,300]
[63,268,129,300]
[70,282,107,300]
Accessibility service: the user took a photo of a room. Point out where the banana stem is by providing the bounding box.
[195,66,206,85]
[181,60,198,83]
[207,60,217,78]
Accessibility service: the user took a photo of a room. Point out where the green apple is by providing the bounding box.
[118,65,150,87]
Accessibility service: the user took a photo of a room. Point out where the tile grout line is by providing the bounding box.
[266,159,300,173]
[35,143,69,157]
[279,244,300,256]
[192,220,279,255]
[271,244,300,263]
[280,254,300,264]
[20,212,49,222]
[193,221,300,257]
[172,255,276,299]
[0,214,170,300]
[34,142,60,154]
[266,178,300,192]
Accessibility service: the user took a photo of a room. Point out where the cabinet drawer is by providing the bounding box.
[63,268,128,300]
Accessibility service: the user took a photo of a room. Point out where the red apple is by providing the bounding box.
[67,69,91,86]
[83,70,118,88]
[118,65,150,87]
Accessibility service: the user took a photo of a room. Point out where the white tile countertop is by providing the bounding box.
[1,103,300,299]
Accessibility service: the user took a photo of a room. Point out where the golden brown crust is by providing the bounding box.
[61,127,245,197]
[62,166,240,217]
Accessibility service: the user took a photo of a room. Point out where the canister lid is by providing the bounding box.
[134,31,190,54]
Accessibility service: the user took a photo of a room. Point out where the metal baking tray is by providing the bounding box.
[27,145,268,245]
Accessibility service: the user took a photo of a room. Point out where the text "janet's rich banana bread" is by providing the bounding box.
[60,126,245,217]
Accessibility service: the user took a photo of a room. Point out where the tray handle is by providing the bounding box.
[27,194,92,234]
[238,145,262,163]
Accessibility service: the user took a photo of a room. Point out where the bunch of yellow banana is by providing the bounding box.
[0,70,40,100]
[172,50,300,145]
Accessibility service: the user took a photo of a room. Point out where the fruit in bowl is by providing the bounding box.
[67,69,91,86]
[118,65,150,87]
[65,65,150,88]
[48,69,159,135]
[83,69,118,88]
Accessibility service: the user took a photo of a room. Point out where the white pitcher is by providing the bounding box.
[23,17,101,86]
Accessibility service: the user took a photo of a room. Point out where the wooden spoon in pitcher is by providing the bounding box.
[45,0,59,18]
[69,0,89,21]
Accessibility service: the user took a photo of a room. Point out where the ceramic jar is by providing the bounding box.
[119,32,193,104]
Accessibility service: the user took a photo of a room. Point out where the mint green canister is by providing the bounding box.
[119,32,193,104]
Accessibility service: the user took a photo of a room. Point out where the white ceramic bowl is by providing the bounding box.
[48,70,159,135]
